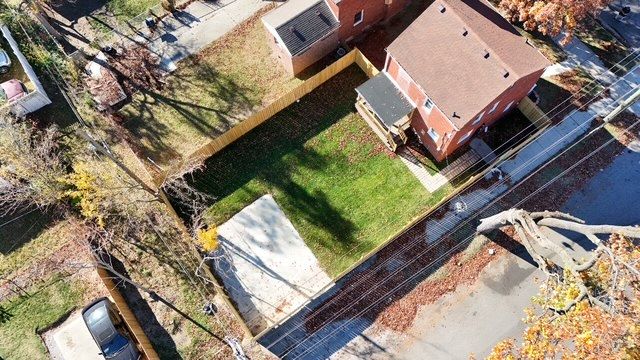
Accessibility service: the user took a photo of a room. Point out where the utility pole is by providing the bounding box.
[603,86,640,123]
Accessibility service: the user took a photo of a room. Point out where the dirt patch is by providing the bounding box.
[607,111,640,147]
[109,44,166,95]
[375,237,509,332]
[551,70,606,112]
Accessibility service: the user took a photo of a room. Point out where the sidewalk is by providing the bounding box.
[147,0,275,71]
[417,64,640,245]
[542,35,619,84]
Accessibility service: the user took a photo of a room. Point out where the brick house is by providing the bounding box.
[262,0,409,76]
[355,0,550,161]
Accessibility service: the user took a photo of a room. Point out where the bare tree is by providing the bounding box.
[160,159,213,235]
[478,209,640,313]
[0,113,67,216]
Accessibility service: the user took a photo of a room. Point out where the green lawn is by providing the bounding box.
[88,0,159,33]
[118,9,302,168]
[0,277,84,359]
[107,0,159,21]
[190,66,450,275]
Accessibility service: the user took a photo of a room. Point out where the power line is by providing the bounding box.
[256,63,640,344]
[273,83,639,356]
[251,53,640,321]
[265,81,639,356]
[286,100,640,360]
[15,5,640,354]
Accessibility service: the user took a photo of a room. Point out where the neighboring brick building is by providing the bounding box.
[262,0,409,76]
[356,0,550,161]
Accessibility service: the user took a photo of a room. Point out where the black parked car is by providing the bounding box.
[82,298,140,360]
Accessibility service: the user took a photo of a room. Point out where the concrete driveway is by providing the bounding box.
[44,310,104,360]
[148,0,276,71]
[215,195,332,335]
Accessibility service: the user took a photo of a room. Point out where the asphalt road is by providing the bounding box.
[600,3,640,49]
[389,142,640,359]
[562,144,640,226]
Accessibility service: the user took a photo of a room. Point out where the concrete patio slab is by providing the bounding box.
[215,195,333,334]
[44,311,104,360]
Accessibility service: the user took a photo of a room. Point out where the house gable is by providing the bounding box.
[386,0,550,129]
[262,0,340,56]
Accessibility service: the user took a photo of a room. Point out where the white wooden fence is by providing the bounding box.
[0,24,51,116]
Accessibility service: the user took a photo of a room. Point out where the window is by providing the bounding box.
[424,98,434,111]
[488,101,500,113]
[427,128,439,142]
[472,111,485,125]
[458,130,473,144]
[503,101,515,113]
[354,10,364,26]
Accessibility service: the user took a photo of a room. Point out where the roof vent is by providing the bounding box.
[452,112,461,118]
[462,27,468,36]
[290,27,306,42]
[483,50,490,59]
[502,69,510,78]
[438,4,446,13]
[317,10,330,25]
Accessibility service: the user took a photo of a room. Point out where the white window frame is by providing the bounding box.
[472,111,485,125]
[427,128,439,142]
[424,98,434,112]
[488,101,500,114]
[503,100,515,113]
[354,10,364,26]
[529,84,537,94]
[458,129,473,144]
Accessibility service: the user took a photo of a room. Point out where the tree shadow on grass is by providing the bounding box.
[0,209,54,256]
[189,66,366,199]
[180,67,369,252]
[117,61,257,165]
[47,0,109,24]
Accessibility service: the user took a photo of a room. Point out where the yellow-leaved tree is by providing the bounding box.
[499,0,612,45]
[478,210,640,359]
[59,163,108,227]
[198,226,219,253]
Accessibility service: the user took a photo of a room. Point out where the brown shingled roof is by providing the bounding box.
[387,0,550,128]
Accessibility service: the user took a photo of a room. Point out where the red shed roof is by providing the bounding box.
[387,0,550,128]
